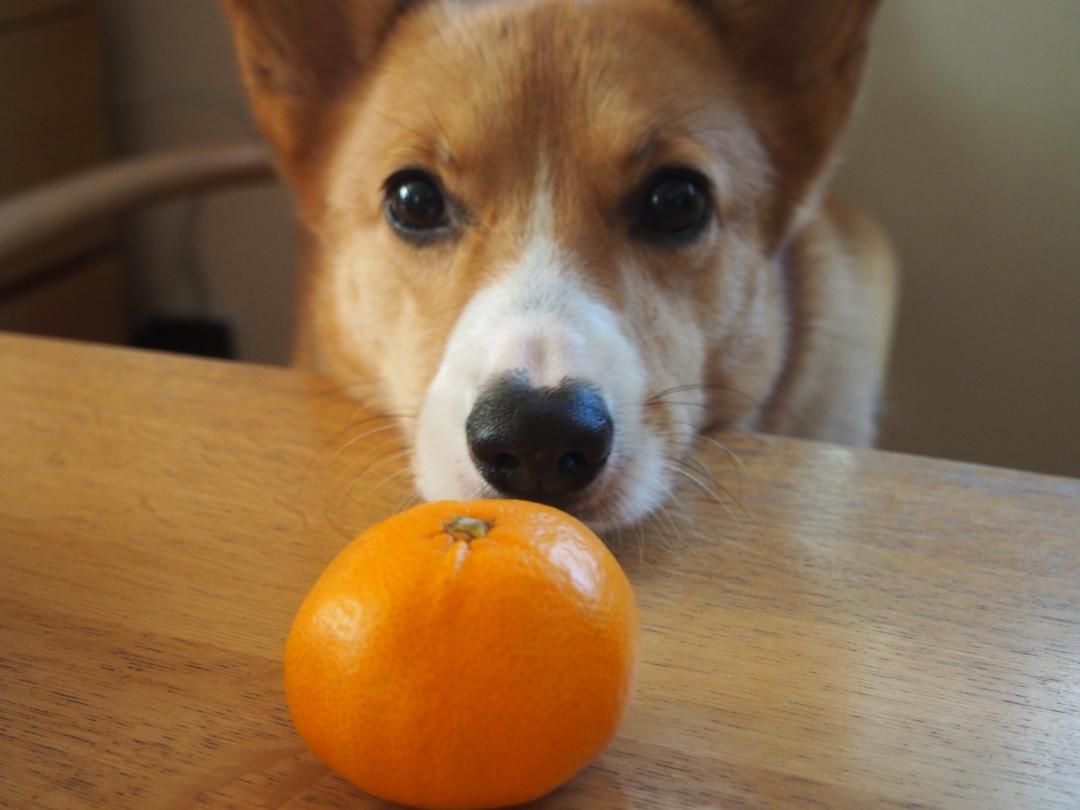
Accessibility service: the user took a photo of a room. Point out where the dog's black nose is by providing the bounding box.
[466,375,613,502]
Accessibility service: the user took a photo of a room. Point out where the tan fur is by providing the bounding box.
[222,0,897,523]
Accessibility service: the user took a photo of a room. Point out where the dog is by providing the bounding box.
[221,0,897,529]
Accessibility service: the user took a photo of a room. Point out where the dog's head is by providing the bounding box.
[224,0,878,527]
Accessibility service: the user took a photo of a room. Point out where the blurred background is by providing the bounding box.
[1,0,1077,477]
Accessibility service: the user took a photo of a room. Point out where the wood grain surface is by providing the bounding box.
[1,333,1077,809]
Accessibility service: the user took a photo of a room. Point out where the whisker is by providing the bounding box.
[691,433,749,478]
[630,522,646,568]
[328,432,406,493]
[679,457,753,528]
[662,468,763,558]
[302,412,401,534]
[675,452,733,497]
[663,497,700,541]
[394,487,422,515]
[649,504,686,550]
[326,420,404,468]
[370,465,415,498]
[334,447,414,514]
[642,512,663,543]
[653,425,749,481]
[634,520,648,560]
[646,382,759,407]
[307,373,421,413]
[309,380,379,403]
[608,522,645,568]
[662,461,743,528]
[328,465,416,539]
[645,399,713,410]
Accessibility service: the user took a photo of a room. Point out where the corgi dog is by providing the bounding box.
[222,0,897,529]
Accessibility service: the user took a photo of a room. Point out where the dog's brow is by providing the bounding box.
[426,103,456,167]
[374,110,455,166]
[626,130,665,167]
[435,142,455,166]
[626,129,707,169]
[625,101,730,167]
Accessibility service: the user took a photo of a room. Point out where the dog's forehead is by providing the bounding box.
[363,0,740,173]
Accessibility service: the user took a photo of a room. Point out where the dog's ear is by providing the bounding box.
[702,0,879,89]
[695,0,880,239]
[221,0,411,190]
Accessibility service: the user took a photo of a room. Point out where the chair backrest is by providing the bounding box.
[0,141,275,277]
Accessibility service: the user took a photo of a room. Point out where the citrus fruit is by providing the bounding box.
[284,499,639,810]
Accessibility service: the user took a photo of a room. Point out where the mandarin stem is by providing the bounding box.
[445,515,492,542]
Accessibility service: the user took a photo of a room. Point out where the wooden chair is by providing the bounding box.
[0,141,274,270]
[0,141,275,349]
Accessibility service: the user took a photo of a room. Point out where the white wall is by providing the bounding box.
[98,1,1080,477]
[836,0,1080,477]
[98,0,298,364]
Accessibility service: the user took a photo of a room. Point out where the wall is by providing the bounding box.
[836,0,1080,477]
[98,0,297,364]
[97,1,1079,477]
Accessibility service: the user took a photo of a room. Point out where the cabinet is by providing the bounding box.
[0,0,128,343]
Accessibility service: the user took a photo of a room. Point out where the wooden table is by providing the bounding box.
[2,333,1077,809]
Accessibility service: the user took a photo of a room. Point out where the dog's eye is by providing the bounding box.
[636,169,712,244]
[384,171,449,241]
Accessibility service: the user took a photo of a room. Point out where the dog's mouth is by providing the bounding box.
[471,459,610,510]
[472,481,598,521]
[470,448,622,522]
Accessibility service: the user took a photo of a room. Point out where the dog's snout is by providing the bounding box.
[466,375,613,502]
